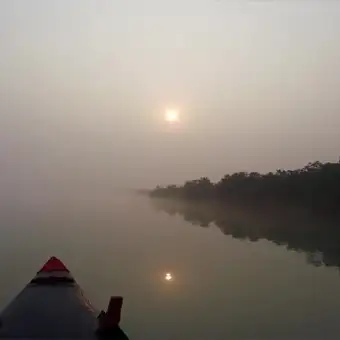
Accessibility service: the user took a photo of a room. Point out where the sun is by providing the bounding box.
[164,272,173,282]
[165,109,180,123]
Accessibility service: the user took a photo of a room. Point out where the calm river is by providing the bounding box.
[1,193,340,340]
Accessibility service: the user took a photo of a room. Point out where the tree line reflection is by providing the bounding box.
[151,198,340,268]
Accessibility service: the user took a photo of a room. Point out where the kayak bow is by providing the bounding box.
[0,257,129,339]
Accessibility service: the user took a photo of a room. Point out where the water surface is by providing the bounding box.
[1,194,340,340]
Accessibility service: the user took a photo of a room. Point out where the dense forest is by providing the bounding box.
[150,161,340,212]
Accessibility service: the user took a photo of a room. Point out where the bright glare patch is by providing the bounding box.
[165,109,180,123]
[165,273,173,281]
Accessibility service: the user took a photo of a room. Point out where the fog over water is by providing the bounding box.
[1,2,340,339]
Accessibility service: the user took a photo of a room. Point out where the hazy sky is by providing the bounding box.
[1,0,340,194]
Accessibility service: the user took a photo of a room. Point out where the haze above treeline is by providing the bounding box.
[1,1,340,205]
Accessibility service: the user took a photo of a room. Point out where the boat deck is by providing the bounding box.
[0,283,98,339]
[0,257,129,340]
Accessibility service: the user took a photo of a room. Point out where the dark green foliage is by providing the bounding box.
[150,161,340,211]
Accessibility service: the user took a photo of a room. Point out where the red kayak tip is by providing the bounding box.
[38,256,69,273]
